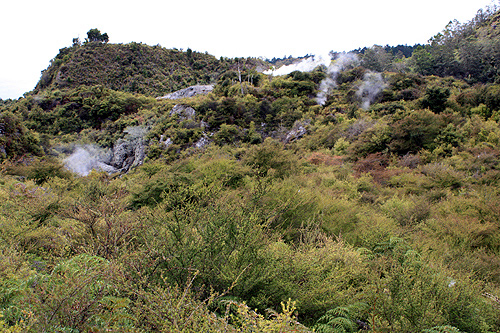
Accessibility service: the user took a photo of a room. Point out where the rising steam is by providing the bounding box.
[64,145,116,176]
[265,51,386,109]
[316,52,360,105]
[356,72,386,109]
[63,126,147,176]
[264,54,331,76]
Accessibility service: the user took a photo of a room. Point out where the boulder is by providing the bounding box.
[157,84,214,100]
[131,143,145,168]
[160,135,173,148]
[170,104,196,120]
[194,135,211,149]
[110,133,147,172]
[111,140,134,169]
[284,120,311,143]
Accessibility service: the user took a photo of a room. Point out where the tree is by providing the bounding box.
[389,109,444,154]
[412,46,434,75]
[361,45,392,72]
[86,28,109,43]
[421,86,450,113]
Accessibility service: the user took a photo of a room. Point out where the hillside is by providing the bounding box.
[410,5,500,83]
[35,41,267,97]
[2,10,500,332]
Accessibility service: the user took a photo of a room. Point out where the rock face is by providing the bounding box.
[63,126,148,176]
[109,126,147,172]
[284,120,311,143]
[110,139,145,172]
[170,104,196,120]
[157,84,214,100]
[194,135,211,149]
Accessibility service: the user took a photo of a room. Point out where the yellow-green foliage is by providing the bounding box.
[0,112,43,160]
[2,126,500,332]
[230,299,311,332]
[5,36,500,332]
[36,42,251,96]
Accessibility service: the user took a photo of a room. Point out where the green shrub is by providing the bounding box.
[213,124,243,145]
[0,112,43,160]
[243,138,298,179]
[140,189,269,300]
[366,240,498,332]
[389,109,444,154]
[313,303,369,333]
[6,158,72,185]
[380,195,430,226]
[421,86,450,113]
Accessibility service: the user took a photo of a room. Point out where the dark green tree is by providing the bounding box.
[421,86,450,113]
[361,45,392,72]
[86,28,109,43]
[389,109,444,154]
[412,46,434,76]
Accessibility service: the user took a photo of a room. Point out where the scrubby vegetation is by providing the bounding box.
[35,40,265,97]
[2,7,500,332]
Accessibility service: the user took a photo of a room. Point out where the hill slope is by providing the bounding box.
[412,5,500,82]
[2,10,500,332]
[35,41,266,97]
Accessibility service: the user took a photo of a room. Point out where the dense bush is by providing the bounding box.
[0,112,43,160]
[3,13,500,331]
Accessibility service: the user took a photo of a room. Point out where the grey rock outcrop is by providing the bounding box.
[109,126,147,172]
[284,120,311,143]
[170,104,196,120]
[63,126,148,176]
[194,135,211,149]
[160,135,173,148]
[157,84,214,100]
[111,140,133,169]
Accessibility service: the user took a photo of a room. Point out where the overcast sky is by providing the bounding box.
[0,0,495,100]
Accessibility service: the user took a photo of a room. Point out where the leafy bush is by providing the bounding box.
[366,239,498,332]
[421,86,450,113]
[243,138,298,179]
[0,112,43,160]
[4,254,126,332]
[3,157,72,185]
[380,195,430,226]
[389,109,444,154]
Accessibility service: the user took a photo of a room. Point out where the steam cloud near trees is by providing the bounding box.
[266,52,386,108]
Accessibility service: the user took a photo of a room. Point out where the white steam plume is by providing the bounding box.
[264,51,386,109]
[64,145,116,176]
[316,53,360,105]
[356,72,386,109]
[264,54,331,76]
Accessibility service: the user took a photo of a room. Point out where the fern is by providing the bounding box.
[422,325,461,333]
[316,312,338,325]
[314,303,369,333]
[348,302,369,318]
[328,317,357,332]
[51,254,109,276]
[314,323,335,333]
[327,306,351,319]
